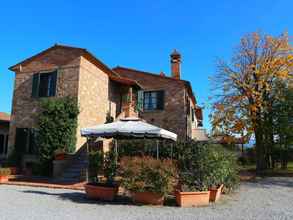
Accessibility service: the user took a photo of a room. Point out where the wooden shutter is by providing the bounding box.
[15,128,28,154]
[191,108,195,121]
[28,129,37,154]
[157,90,165,110]
[32,73,40,98]
[4,135,8,154]
[137,90,144,111]
[49,71,57,97]
[0,134,4,154]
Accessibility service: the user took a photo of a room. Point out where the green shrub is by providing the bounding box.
[5,149,22,167]
[0,168,11,176]
[119,156,177,196]
[177,142,239,192]
[88,149,103,179]
[89,148,118,186]
[36,97,79,175]
[103,150,118,185]
[214,146,240,193]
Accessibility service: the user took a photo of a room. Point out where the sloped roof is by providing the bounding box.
[113,66,197,105]
[9,44,118,78]
[0,112,10,122]
[109,76,141,88]
[9,44,141,88]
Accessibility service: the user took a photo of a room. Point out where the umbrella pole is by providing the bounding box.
[171,143,173,160]
[115,139,118,165]
[156,140,159,160]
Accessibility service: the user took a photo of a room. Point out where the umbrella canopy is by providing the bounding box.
[81,117,177,141]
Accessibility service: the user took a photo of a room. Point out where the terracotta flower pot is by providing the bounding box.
[9,167,18,175]
[132,191,164,205]
[85,184,118,201]
[175,190,210,207]
[209,184,224,202]
[55,153,65,160]
[0,175,9,183]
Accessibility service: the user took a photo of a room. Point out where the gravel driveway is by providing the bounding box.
[0,177,293,220]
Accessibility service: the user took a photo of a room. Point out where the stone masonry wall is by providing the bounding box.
[186,92,197,140]
[8,50,81,154]
[76,57,116,151]
[114,68,187,140]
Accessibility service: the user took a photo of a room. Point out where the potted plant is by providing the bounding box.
[4,149,21,175]
[175,142,213,207]
[119,156,177,205]
[208,145,239,201]
[175,142,239,206]
[175,174,211,207]
[54,148,66,160]
[85,150,119,201]
[0,168,11,183]
[209,184,224,202]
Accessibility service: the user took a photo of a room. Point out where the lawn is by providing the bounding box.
[240,162,293,177]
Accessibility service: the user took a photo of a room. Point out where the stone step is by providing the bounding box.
[61,173,85,178]
[54,177,85,184]
[64,167,86,173]
[69,164,88,169]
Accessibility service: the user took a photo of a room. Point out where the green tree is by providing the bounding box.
[211,32,293,173]
[272,83,293,169]
[37,97,79,174]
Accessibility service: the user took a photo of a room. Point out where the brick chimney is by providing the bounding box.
[170,49,181,79]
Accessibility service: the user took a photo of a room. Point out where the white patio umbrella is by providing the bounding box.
[81,117,177,182]
[81,117,177,141]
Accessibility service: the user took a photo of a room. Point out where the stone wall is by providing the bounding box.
[140,81,187,140]
[8,47,123,154]
[114,68,188,140]
[76,57,116,151]
[8,48,81,154]
[186,92,198,139]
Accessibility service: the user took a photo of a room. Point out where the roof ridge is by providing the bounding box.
[9,44,120,78]
[113,66,189,83]
[9,44,86,71]
[53,43,86,50]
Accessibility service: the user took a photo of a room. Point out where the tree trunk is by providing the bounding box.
[255,126,267,174]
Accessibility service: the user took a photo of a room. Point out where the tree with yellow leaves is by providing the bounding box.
[211,32,293,173]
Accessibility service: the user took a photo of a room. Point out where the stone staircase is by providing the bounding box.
[54,149,88,184]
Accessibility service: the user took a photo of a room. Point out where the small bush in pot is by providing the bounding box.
[85,150,119,201]
[175,142,239,206]
[0,168,11,183]
[54,148,66,160]
[3,149,21,175]
[204,144,239,194]
[119,156,177,205]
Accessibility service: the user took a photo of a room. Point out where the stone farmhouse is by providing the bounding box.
[6,44,207,172]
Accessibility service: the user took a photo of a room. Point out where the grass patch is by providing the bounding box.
[240,162,293,177]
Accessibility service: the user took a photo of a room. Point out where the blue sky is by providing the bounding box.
[0,0,292,131]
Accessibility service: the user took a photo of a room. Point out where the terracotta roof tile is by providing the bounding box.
[0,112,10,122]
[109,76,141,88]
